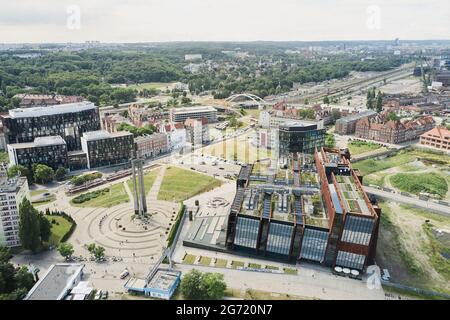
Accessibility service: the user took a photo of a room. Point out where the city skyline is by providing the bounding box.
[0,0,449,43]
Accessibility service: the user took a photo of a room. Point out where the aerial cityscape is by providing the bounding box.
[0,0,449,307]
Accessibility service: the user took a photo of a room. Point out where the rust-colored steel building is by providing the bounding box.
[225,148,381,272]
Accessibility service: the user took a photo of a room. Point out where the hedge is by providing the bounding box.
[167,202,185,248]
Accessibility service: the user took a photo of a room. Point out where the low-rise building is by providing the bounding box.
[355,115,435,144]
[24,264,85,300]
[134,133,169,159]
[0,176,29,248]
[124,268,181,300]
[335,110,377,135]
[13,94,85,108]
[7,136,68,170]
[420,127,450,151]
[160,123,187,151]
[170,106,217,123]
[81,130,134,169]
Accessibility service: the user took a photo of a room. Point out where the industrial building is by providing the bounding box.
[1,102,101,151]
[224,148,381,272]
[170,106,217,123]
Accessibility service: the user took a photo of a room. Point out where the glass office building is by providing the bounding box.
[266,222,293,256]
[278,121,325,155]
[2,102,100,151]
[234,216,260,250]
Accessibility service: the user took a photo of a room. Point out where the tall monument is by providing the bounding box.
[131,158,147,217]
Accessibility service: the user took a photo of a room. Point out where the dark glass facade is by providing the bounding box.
[9,144,68,170]
[234,216,260,250]
[266,222,293,256]
[299,227,329,263]
[2,107,100,151]
[83,134,135,169]
[278,123,325,155]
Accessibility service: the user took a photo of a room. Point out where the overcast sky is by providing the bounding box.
[0,0,448,43]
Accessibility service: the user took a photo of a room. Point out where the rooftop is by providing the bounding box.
[171,106,217,113]
[6,101,96,119]
[25,264,84,300]
[8,135,66,149]
[82,130,132,141]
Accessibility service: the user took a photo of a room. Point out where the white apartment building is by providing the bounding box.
[0,174,30,248]
[161,123,187,151]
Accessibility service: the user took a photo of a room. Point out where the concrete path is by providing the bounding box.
[148,166,167,201]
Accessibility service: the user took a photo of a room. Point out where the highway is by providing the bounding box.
[364,186,450,217]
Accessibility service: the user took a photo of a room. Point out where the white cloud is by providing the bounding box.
[0,0,448,42]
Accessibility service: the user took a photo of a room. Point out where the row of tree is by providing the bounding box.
[366,87,383,113]
[7,164,66,185]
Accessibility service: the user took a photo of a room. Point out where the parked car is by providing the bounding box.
[120,269,129,279]
[102,291,108,300]
[94,290,102,300]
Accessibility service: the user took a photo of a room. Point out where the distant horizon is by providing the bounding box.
[0,0,449,43]
[2,39,450,45]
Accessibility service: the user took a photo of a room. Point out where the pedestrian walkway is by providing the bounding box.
[148,166,167,201]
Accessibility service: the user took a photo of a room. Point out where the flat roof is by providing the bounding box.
[336,110,376,123]
[148,269,180,292]
[8,135,66,149]
[171,106,217,114]
[82,130,132,141]
[6,102,96,119]
[25,264,84,300]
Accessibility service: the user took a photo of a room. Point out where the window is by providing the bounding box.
[234,216,260,249]
[300,228,328,262]
[336,251,365,270]
[341,215,374,246]
[266,223,293,255]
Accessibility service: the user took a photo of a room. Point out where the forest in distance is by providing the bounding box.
[0,42,416,110]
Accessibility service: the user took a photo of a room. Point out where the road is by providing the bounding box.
[174,264,385,300]
[364,186,450,216]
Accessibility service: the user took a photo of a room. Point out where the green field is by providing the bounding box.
[248,263,261,269]
[71,183,129,208]
[157,167,222,202]
[126,169,160,196]
[283,268,298,275]
[199,256,212,266]
[183,254,196,264]
[390,173,448,199]
[125,82,174,91]
[45,215,73,246]
[353,148,450,176]
[231,261,245,269]
[214,259,228,268]
[348,140,383,155]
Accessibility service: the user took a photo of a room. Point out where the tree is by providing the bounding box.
[57,242,74,260]
[19,199,41,253]
[323,96,330,104]
[38,213,52,243]
[331,109,341,121]
[7,165,31,183]
[325,134,335,148]
[93,246,105,260]
[0,246,11,264]
[180,269,205,299]
[386,112,400,122]
[376,91,383,113]
[180,269,227,300]
[54,167,67,181]
[32,164,54,184]
[14,267,35,292]
[202,272,226,300]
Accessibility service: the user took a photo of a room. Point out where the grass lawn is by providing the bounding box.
[265,265,279,271]
[231,260,245,269]
[157,167,222,202]
[353,148,450,176]
[45,215,73,246]
[70,183,129,208]
[183,254,196,264]
[31,189,48,197]
[214,258,228,268]
[248,263,261,269]
[126,82,174,91]
[348,140,383,155]
[283,268,298,275]
[126,169,160,196]
[390,172,448,199]
[199,256,212,266]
